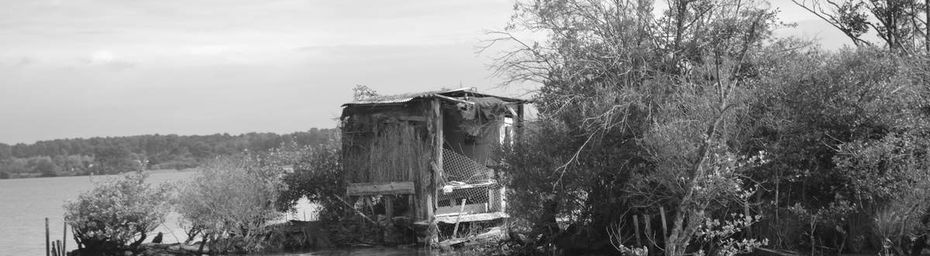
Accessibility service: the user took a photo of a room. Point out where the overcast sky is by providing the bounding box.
[0,0,848,144]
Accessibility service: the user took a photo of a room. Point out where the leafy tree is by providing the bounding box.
[175,155,285,253]
[493,0,778,255]
[32,157,58,177]
[743,47,930,253]
[64,172,171,255]
[277,140,344,220]
[0,143,11,160]
[792,0,930,53]
[93,145,138,174]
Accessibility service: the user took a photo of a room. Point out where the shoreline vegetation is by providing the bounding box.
[0,129,338,180]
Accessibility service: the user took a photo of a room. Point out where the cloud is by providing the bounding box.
[90,50,115,63]
[77,50,136,70]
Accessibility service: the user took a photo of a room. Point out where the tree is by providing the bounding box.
[492,0,778,255]
[32,157,58,177]
[791,0,930,54]
[93,145,138,174]
[0,143,11,160]
[64,172,170,255]
[742,47,930,253]
[175,155,285,253]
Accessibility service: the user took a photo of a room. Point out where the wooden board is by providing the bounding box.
[441,180,497,193]
[346,181,415,196]
[436,203,488,215]
[435,212,509,224]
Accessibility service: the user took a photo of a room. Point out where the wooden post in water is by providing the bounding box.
[62,220,67,255]
[45,218,50,256]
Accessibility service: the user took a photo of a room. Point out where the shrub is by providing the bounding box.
[64,172,171,255]
[277,140,344,222]
[175,155,285,253]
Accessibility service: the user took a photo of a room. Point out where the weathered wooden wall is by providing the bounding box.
[341,104,430,184]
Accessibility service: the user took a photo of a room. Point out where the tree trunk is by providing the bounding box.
[664,96,732,256]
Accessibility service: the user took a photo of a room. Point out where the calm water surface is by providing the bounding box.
[0,171,194,256]
[0,171,352,256]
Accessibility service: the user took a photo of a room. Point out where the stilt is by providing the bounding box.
[46,218,50,256]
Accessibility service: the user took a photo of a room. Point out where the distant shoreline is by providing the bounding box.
[0,168,199,180]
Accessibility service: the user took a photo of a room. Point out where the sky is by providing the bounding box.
[0,0,849,144]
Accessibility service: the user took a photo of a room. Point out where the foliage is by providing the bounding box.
[694,214,768,256]
[175,155,286,253]
[0,129,338,177]
[494,0,779,255]
[498,120,576,230]
[277,136,345,222]
[836,131,930,255]
[63,172,171,254]
[352,84,379,101]
[744,48,930,254]
[791,0,929,53]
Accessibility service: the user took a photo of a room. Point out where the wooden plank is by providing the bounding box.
[396,115,427,122]
[435,212,509,224]
[436,203,487,215]
[434,94,475,105]
[441,180,497,192]
[346,181,415,196]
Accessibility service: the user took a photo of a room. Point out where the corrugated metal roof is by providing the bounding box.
[342,87,527,107]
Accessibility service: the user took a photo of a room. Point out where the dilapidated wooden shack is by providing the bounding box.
[340,88,526,244]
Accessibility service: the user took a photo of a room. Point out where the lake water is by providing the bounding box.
[0,170,344,256]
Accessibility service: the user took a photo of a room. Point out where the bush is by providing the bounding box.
[175,155,285,253]
[277,141,344,222]
[64,172,171,255]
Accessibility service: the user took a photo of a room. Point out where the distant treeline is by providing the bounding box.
[0,128,338,179]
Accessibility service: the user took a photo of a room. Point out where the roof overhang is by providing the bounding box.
[341,87,529,108]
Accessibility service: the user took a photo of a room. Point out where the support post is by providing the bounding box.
[660,206,668,244]
[633,215,641,247]
[515,104,525,142]
[385,195,394,219]
[45,218,50,256]
[644,214,653,249]
[62,220,67,255]
[452,199,467,238]
[416,98,443,245]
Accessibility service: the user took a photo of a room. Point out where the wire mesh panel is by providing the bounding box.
[441,148,493,184]
[438,148,502,216]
